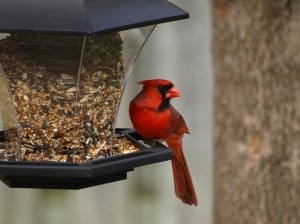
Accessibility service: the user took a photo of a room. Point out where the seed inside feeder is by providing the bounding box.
[0,33,139,162]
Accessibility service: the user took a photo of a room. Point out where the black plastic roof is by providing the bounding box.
[0,0,189,35]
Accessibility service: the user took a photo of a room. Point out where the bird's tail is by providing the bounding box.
[167,138,198,206]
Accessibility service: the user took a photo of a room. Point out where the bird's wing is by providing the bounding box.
[169,105,190,135]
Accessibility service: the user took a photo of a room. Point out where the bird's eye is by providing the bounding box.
[157,85,164,91]
[157,84,173,94]
[157,85,168,94]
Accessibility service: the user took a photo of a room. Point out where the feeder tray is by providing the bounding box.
[0,0,188,188]
[0,129,173,189]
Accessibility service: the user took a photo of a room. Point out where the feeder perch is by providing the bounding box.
[0,0,189,189]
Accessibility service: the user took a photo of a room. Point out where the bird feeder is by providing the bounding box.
[0,0,189,189]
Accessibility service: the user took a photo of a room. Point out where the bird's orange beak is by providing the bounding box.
[166,86,180,98]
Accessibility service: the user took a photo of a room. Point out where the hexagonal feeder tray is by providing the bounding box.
[0,129,173,189]
[0,0,188,189]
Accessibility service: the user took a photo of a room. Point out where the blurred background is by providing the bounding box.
[0,0,213,223]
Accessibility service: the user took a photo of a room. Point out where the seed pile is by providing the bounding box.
[0,34,139,162]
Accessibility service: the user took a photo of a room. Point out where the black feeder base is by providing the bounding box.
[0,129,173,189]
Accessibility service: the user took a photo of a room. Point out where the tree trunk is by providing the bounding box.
[212,1,300,224]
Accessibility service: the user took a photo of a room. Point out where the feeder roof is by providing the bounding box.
[0,0,189,35]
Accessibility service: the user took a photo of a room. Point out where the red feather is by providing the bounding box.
[129,79,197,206]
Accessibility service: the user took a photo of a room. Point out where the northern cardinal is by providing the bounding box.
[129,79,197,206]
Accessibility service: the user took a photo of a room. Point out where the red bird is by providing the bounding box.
[129,79,197,206]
